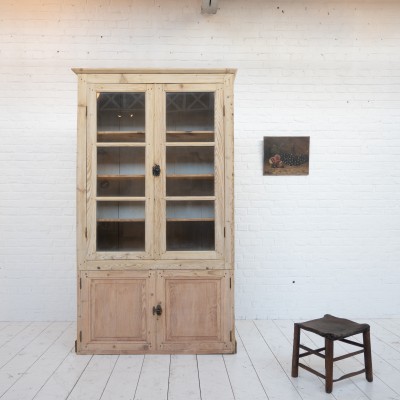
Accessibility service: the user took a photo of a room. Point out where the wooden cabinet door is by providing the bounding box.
[154,84,225,261]
[85,84,155,261]
[155,270,234,354]
[78,271,156,354]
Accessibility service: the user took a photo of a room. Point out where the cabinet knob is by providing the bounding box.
[153,304,162,316]
[152,164,161,176]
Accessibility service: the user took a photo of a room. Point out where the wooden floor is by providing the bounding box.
[0,319,399,400]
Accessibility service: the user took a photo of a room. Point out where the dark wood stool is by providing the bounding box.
[291,314,373,393]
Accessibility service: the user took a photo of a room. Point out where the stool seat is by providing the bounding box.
[297,314,370,340]
[291,314,373,393]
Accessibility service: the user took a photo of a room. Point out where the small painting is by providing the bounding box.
[263,136,310,176]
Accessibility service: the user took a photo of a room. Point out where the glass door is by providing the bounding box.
[87,84,154,259]
[156,84,224,259]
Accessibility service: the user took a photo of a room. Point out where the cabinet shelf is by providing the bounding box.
[167,218,215,222]
[166,131,214,143]
[97,218,145,222]
[165,196,216,201]
[166,142,214,147]
[97,131,145,143]
[96,196,146,201]
[167,174,214,179]
[167,130,213,134]
[98,131,145,135]
[97,142,146,147]
[97,175,145,179]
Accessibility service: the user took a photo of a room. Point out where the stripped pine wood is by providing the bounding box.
[1,319,400,400]
[74,71,235,355]
[167,355,201,400]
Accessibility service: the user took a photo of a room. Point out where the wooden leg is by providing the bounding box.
[291,324,300,378]
[325,338,334,393]
[363,329,373,382]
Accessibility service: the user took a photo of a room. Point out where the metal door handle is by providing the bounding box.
[153,304,162,316]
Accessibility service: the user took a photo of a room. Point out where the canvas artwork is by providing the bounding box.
[263,136,310,176]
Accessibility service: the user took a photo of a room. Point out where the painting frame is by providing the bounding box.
[263,136,310,176]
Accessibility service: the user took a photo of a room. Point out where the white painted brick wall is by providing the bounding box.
[1,0,399,321]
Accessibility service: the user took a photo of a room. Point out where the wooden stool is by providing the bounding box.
[291,314,373,393]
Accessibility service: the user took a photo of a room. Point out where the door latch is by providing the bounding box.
[152,164,161,176]
[152,304,162,316]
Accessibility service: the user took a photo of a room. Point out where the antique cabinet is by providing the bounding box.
[73,69,235,354]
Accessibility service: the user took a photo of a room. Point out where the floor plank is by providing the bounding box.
[0,322,30,348]
[223,329,268,400]
[0,322,51,369]
[236,320,302,400]
[0,323,74,400]
[256,320,336,400]
[66,355,118,400]
[0,319,399,400]
[167,355,201,400]
[133,355,170,400]
[0,322,70,397]
[100,355,144,400]
[33,351,92,400]
[197,354,234,400]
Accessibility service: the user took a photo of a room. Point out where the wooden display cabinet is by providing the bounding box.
[73,69,235,354]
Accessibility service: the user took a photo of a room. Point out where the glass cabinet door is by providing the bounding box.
[87,85,153,259]
[158,85,224,259]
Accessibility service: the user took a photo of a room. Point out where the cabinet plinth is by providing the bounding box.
[75,69,235,354]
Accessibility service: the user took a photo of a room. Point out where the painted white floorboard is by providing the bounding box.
[0,322,50,369]
[0,323,74,400]
[0,322,69,397]
[236,320,302,400]
[0,319,399,400]
[0,323,10,331]
[0,322,30,348]
[133,355,170,400]
[223,330,268,400]
[100,355,144,400]
[66,355,118,400]
[167,355,201,400]
[33,351,92,400]
[197,354,234,400]
[367,320,400,360]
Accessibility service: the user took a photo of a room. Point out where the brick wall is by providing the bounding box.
[1,0,399,320]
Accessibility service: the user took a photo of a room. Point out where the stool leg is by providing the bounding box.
[291,324,300,377]
[363,329,373,382]
[325,338,334,393]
